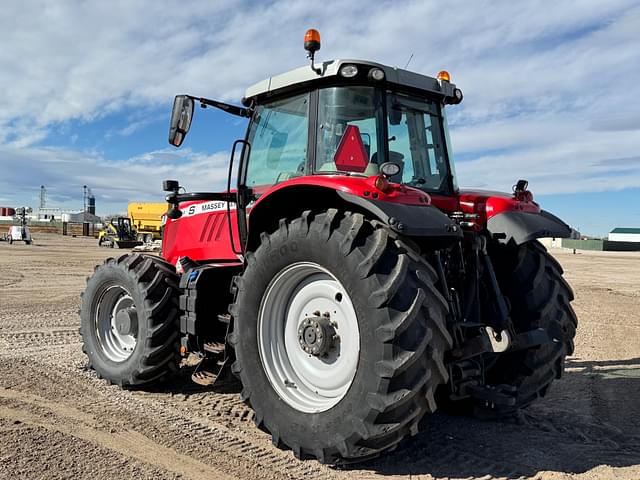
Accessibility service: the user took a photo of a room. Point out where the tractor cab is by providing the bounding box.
[168,55,462,192]
[241,72,460,195]
[112,217,134,236]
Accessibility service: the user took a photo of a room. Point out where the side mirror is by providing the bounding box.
[389,104,402,126]
[168,95,194,147]
[387,95,402,125]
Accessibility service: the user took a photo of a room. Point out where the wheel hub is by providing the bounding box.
[115,307,138,336]
[298,313,337,357]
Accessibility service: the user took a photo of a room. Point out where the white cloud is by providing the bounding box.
[0,144,229,214]
[0,0,639,209]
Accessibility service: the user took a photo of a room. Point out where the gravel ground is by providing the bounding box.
[0,233,638,480]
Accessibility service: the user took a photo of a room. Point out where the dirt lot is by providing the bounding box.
[0,233,638,480]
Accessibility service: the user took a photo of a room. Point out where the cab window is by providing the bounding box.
[315,86,384,175]
[244,93,309,187]
[386,92,449,191]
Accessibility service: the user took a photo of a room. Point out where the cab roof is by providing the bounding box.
[242,59,461,106]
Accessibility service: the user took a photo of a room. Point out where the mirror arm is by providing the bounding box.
[188,96,252,118]
[166,191,236,205]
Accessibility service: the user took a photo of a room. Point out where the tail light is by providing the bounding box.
[373,175,391,193]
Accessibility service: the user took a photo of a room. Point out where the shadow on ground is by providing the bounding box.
[345,357,640,478]
[133,356,640,478]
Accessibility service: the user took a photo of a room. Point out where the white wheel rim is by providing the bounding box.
[258,262,360,413]
[95,286,137,362]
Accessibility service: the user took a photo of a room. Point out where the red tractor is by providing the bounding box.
[81,30,577,463]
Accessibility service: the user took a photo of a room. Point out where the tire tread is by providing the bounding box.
[80,254,180,388]
[230,211,451,463]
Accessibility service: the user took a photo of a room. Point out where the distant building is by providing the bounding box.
[61,212,101,224]
[608,228,640,243]
[36,207,79,221]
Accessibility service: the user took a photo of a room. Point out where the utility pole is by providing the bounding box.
[40,185,46,209]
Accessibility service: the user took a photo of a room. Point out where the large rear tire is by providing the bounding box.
[80,254,181,388]
[483,240,578,412]
[229,210,452,463]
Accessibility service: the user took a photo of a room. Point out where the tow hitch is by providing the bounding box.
[449,325,551,361]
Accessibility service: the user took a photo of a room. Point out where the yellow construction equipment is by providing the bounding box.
[128,202,167,243]
[98,217,142,249]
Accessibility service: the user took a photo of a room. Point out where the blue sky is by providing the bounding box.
[0,1,638,236]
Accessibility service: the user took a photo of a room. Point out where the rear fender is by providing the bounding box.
[246,184,462,251]
[487,210,571,246]
[336,191,462,239]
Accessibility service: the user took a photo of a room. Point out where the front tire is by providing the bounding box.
[230,210,452,463]
[80,254,180,388]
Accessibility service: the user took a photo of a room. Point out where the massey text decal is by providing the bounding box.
[180,201,236,217]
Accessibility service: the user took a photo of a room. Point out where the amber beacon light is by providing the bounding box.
[304,29,321,53]
[304,29,322,74]
[437,70,451,82]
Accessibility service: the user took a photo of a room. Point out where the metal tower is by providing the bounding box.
[40,185,46,209]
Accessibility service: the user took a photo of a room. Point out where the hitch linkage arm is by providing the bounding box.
[477,236,514,338]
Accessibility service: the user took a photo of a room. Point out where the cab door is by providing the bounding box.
[236,92,311,244]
